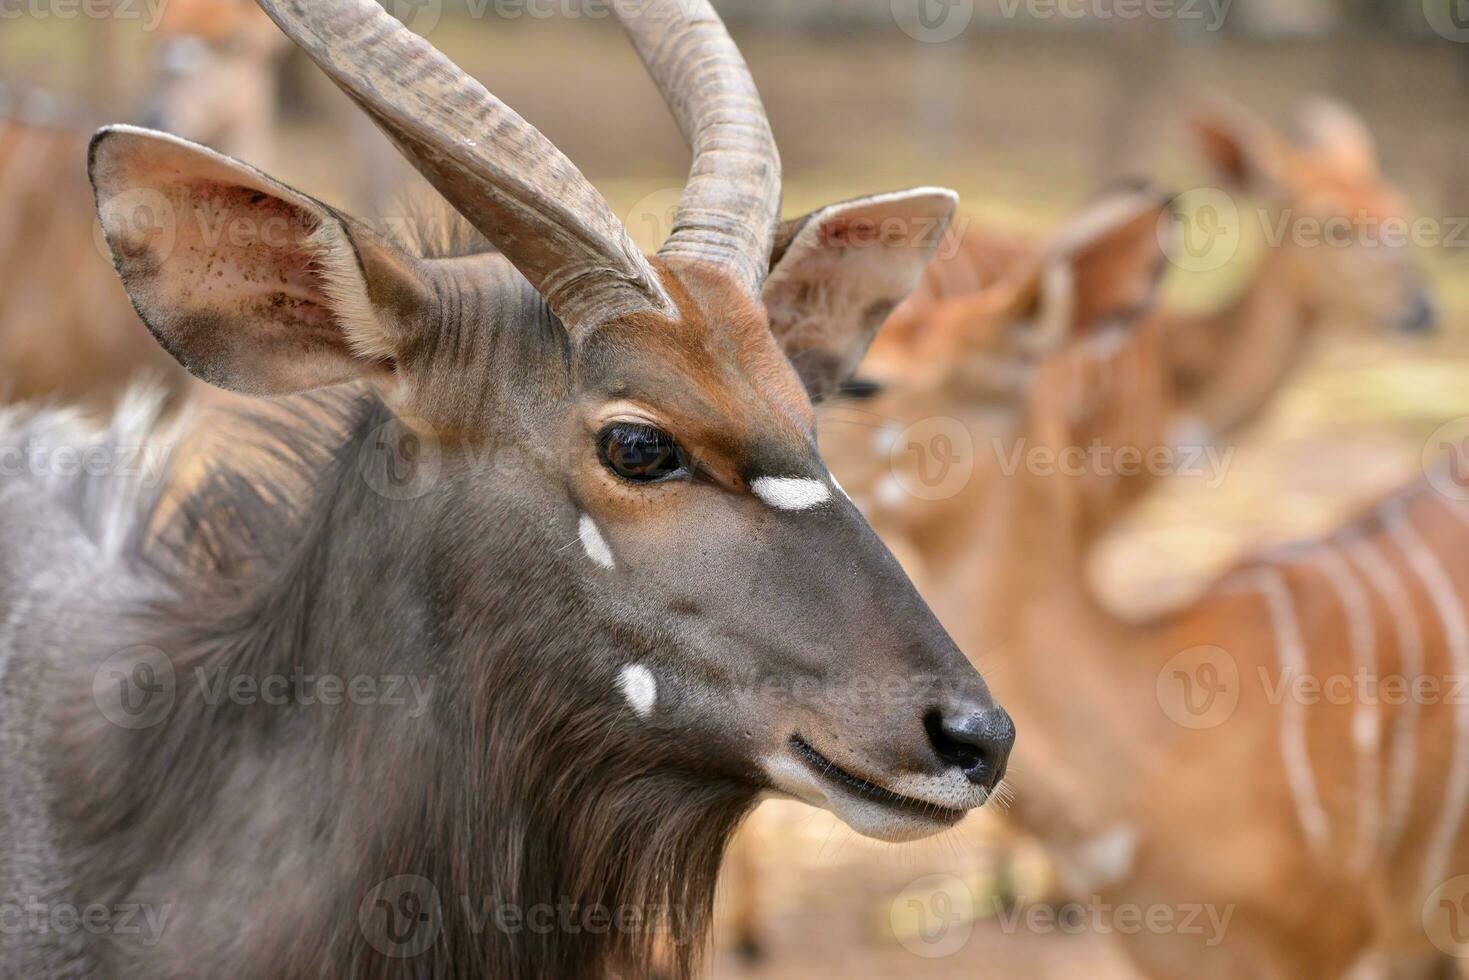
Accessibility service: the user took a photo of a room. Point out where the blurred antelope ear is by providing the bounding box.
[762,188,958,400]
[1190,100,1284,193]
[1296,97,1378,179]
[1030,183,1174,349]
[90,126,432,397]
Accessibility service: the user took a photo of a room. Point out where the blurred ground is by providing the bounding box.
[6,9,1469,978]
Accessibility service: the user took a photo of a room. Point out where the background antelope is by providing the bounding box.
[0,0,288,409]
[0,1,1014,977]
[821,184,1469,979]
[875,97,1435,451]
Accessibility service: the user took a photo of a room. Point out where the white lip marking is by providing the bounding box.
[751,476,831,512]
[578,514,615,569]
[618,664,657,719]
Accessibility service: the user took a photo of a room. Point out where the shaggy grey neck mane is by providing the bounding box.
[8,390,753,980]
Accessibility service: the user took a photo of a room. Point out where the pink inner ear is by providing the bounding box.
[165,179,329,310]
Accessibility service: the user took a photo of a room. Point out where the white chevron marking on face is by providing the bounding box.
[751,476,832,512]
[578,514,615,569]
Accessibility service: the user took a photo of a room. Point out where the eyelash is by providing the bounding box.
[596,423,691,484]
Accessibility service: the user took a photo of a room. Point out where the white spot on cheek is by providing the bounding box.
[578,514,615,569]
[619,664,657,719]
[751,476,832,511]
[875,474,907,510]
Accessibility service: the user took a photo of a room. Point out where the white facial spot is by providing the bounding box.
[751,476,832,512]
[873,422,903,455]
[875,473,907,510]
[578,513,615,569]
[618,664,657,719]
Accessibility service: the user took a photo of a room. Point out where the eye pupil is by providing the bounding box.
[598,424,688,483]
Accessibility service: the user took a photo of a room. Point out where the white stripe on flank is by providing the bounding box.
[1345,535,1425,851]
[1257,566,1331,852]
[578,514,615,569]
[751,476,831,512]
[1382,500,1469,897]
[1308,548,1381,872]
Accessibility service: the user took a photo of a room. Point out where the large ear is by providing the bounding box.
[1295,97,1378,179]
[1189,100,1284,193]
[1012,182,1174,355]
[761,188,958,400]
[89,125,432,396]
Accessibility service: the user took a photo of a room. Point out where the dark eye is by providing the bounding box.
[597,423,689,483]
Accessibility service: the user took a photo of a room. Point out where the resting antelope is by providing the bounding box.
[0,0,288,408]
[823,185,1469,978]
[0,1,1013,977]
[877,97,1434,445]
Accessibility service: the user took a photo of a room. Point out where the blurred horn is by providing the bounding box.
[613,0,781,296]
[254,0,670,326]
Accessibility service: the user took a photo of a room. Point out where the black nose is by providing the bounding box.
[924,705,1015,790]
[1397,293,1437,334]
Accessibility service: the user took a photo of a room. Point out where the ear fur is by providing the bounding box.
[90,125,430,396]
[763,188,958,400]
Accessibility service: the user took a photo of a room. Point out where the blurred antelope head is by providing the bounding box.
[91,0,1011,847]
[1193,97,1435,335]
[821,186,1175,594]
[141,0,290,160]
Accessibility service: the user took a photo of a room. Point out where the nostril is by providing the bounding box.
[924,706,1015,790]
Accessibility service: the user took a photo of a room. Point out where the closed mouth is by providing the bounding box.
[789,734,967,824]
